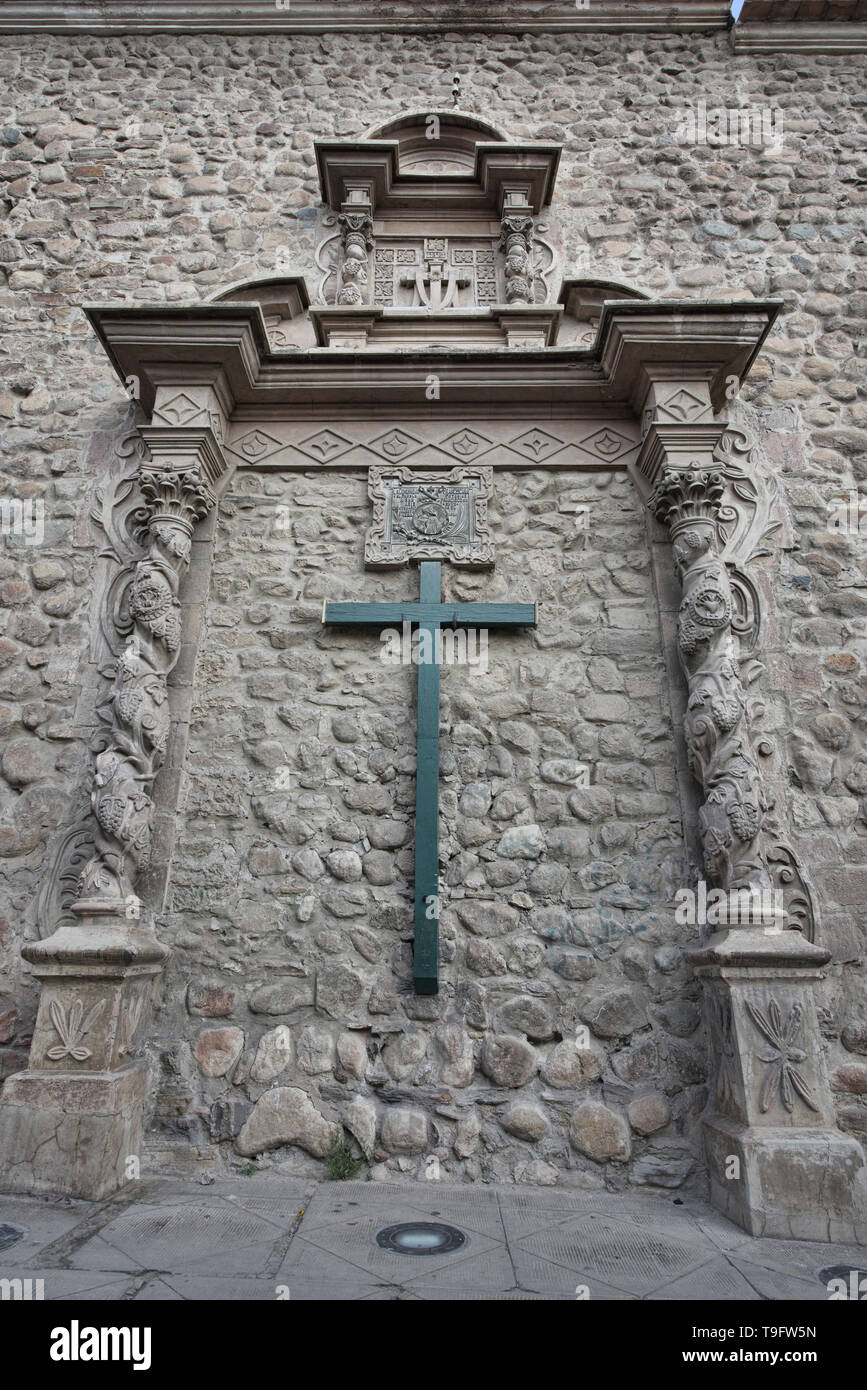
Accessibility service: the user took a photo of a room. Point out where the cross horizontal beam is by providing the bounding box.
[322,600,537,628]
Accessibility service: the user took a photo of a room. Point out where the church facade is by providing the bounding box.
[0,1,865,1244]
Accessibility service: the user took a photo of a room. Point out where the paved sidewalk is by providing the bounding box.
[1,1177,864,1301]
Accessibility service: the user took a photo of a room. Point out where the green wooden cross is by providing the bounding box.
[323,560,536,994]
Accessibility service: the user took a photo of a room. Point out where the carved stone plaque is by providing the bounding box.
[365,464,495,568]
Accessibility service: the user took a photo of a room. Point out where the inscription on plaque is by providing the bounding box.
[394,484,471,543]
[365,465,495,567]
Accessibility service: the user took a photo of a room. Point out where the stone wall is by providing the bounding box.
[0,26,865,1184]
[155,466,697,1186]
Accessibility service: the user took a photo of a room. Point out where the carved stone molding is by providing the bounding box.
[0,3,735,36]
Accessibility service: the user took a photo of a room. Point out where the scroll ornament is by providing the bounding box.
[75,467,215,910]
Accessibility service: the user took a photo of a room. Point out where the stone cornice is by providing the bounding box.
[732,20,867,52]
[314,141,561,215]
[83,297,780,417]
[0,2,733,35]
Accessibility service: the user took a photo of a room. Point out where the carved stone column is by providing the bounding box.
[499,188,535,306]
[650,462,867,1243]
[336,183,375,306]
[0,429,226,1200]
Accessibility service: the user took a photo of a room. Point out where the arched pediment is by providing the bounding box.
[364,110,509,174]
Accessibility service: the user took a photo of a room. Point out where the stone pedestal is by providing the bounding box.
[0,911,168,1200]
[0,1064,149,1201]
[689,927,867,1244]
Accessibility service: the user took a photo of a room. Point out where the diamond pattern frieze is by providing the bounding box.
[232,428,285,463]
[577,426,634,461]
[437,429,494,461]
[365,429,424,462]
[295,429,354,463]
[507,428,566,462]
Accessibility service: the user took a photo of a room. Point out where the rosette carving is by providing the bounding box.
[75,467,215,910]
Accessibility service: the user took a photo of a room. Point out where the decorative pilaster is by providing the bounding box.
[652,467,774,909]
[336,184,375,307]
[0,425,227,1201]
[650,457,867,1244]
[75,462,215,916]
[499,189,535,306]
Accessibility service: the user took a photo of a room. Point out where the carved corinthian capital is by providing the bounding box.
[652,467,773,907]
[74,463,216,915]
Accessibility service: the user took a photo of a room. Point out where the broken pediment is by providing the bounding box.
[558,277,649,347]
[211,276,317,350]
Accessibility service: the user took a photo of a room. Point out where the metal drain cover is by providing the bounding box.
[376,1221,466,1256]
[818,1264,867,1288]
[0,1224,25,1251]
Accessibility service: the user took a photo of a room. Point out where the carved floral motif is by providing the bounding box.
[747,998,820,1115]
[46,998,106,1062]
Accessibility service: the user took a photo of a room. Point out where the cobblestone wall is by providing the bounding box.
[157,467,697,1187]
[0,26,864,1184]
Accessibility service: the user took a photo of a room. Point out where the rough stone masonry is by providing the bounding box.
[0,2,864,1220]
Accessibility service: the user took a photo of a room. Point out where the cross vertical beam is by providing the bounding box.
[323,565,536,993]
[413,561,441,994]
